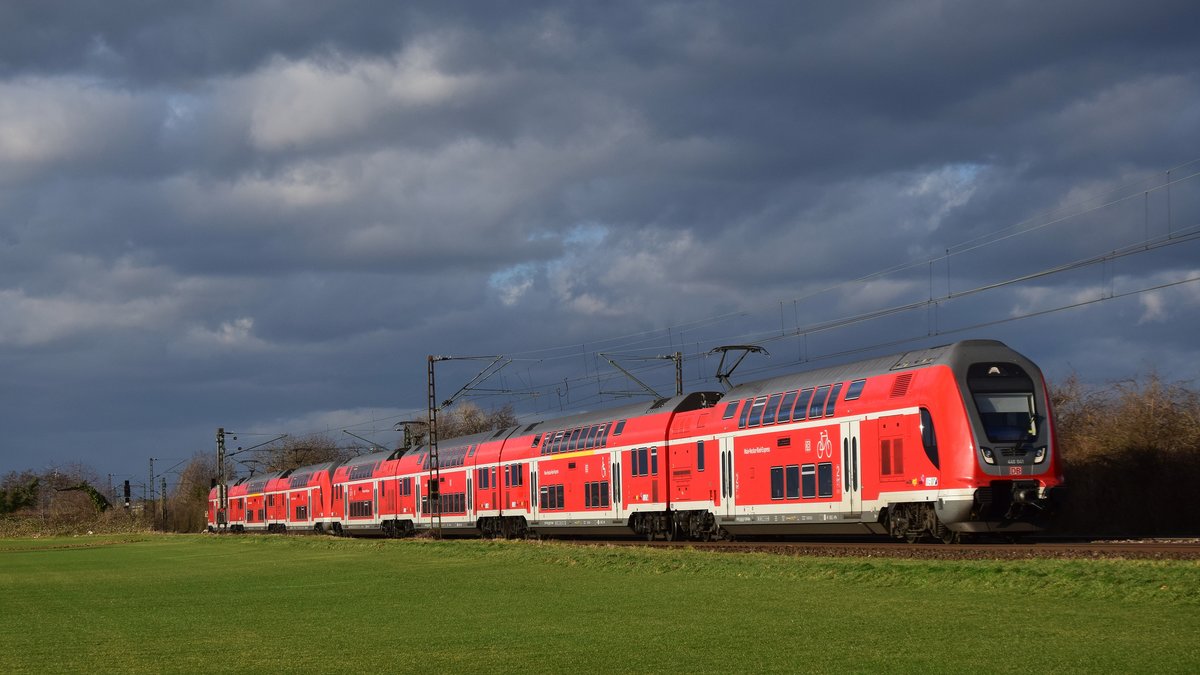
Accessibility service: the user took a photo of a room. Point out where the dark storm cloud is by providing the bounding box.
[2,1,1199,478]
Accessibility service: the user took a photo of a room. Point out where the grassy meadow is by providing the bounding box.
[0,534,1197,673]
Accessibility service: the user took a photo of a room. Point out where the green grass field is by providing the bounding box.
[1,535,1197,673]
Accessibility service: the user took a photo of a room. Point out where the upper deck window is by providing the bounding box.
[762,393,784,425]
[777,391,798,423]
[808,386,830,419]
[746,396,769,427]
[845,379,866,401]
[793,389,814,421]
[824,383,844,417]
[722,400,740,420]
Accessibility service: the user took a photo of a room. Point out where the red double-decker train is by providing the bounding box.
[209,340,1064,542]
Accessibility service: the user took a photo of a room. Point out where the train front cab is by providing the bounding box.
[931,342,1065,535]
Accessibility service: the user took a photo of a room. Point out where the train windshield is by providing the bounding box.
[967,362,1038,443]
[973,392,1037,442]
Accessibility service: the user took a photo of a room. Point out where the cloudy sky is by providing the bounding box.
[2,1,1199,486]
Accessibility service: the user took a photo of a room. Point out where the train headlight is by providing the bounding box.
[981,447,996,465]
[1033,446,1047,464]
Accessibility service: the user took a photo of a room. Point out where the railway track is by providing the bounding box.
[562,537,1200,560]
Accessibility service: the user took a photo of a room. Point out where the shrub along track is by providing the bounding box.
[566,537,1200,560]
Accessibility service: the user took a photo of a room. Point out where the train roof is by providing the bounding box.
[512,391,722,437]
[725,339,1029,399]
[243,470,287,494]
[411,341,1031,451]
[284,461,340,485]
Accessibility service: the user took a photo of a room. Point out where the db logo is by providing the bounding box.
[1008,466,1024,475]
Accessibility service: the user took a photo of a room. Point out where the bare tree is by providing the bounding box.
[436,402,519,441]
[258,433,355,472]
[166,451,219,532]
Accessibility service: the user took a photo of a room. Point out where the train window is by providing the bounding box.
[801,464,816,498]
[585,482,609,508]
[614,420,627,436]
[825,383,844,417]
[584,425,599,449]
[722,400,741,420]
[697,441,705,472]
[532,434,542,448]
[973,392,1038,443]
[818,463,833,498]
[770,467,784,500]
[793,389,814,421]
[738,398,753,428]
[920,408,940,469]
[808,386,830,419]
[747,396,769,427]
[650,447,659,475]
[762,393,784,425]
[568,427,583,451]
[785,465,800,499]
[845,379,866,401]
[778,391,798,423]
[598,422,612,447]
[541,485,564,510]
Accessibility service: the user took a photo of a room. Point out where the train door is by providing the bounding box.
[528,462,538,522]
[611,452,623,522]
[841,420,861,514]
[719,436,734,517]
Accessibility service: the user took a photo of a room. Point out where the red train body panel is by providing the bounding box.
[207,340,1064,542]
